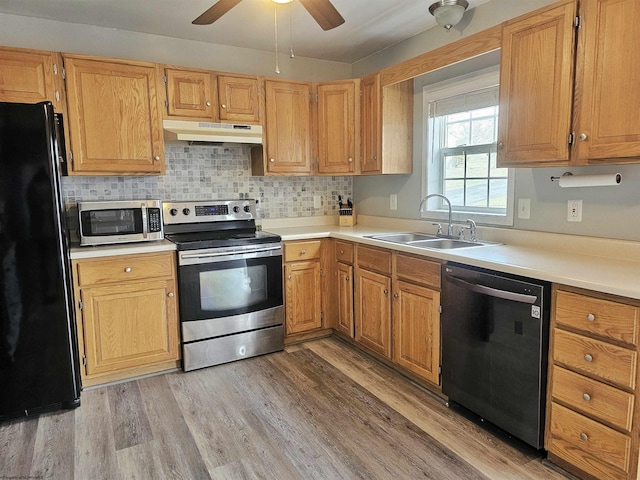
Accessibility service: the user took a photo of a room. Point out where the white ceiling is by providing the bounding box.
[0,0,490,63]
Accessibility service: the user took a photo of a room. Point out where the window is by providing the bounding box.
[422,68,514,226]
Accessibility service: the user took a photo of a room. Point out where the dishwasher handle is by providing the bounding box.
[446,275,538,304]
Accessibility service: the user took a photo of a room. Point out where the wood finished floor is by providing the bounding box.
[0,337,571,480]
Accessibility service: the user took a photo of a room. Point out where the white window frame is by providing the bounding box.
[421,67,515,227]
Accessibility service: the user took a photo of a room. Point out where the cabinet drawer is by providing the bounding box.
[548,402,631,478]
[395,253,440,289]
[283,240,321,262]
[551,365,634,432]
[335,241,354,264]
[556,290,639,345]
[75,252,174,286]
[356,245,392,275]
[553,329,637,389]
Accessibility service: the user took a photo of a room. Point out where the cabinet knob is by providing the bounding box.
[124,267,132,273]
[383,289,388,295]
[582,393,591,402]
[345,276,350,281]
[498,142,504,149]
[221,104,227,109]
[393,293,398,299]
[580,433,588,441]
[269,158,275,163]
[579,133,588,141]
[154,155,160,161]
[348,157,353,163]
[168,292,174,298]
[586,313,595,322]
[584,353,593,362]
[206,101,212,107]
[340,250,344,254]
[55,90,60,102]
[300,249,306,255]
[373,155,377,161]
[287,274,292,280]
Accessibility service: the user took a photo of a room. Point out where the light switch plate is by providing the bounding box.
[390,194,398,211]
[313,195,321,209]
[517,198,531,219]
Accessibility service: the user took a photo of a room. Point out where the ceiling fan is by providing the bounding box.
[193,0,345,31]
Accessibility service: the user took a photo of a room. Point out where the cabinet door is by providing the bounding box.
[64,56,164,174]
[0,47,66,113]
[336,262,354,337]
[165,68,216,119]
[497,0,577,166]
[575,0,640,162]
[317,80,356,175]
[264,80,312,175]
[285,261,322,334]
[80,279,178,376]
[360,73,381,174]
[355,268,391,357]
[217,74,260,123]
[393,280,441,384]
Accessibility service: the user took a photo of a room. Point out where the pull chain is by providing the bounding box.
[289,2,294,59]
[274,3,280,74]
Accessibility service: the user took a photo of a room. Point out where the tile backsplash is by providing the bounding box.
[62,144,353,223]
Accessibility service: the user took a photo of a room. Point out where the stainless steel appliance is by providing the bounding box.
[78,199,163,246]
[0,101,81,421]
[163,199,283,372]
[441,263,551,449]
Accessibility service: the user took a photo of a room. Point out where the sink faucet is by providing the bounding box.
[419,194,453,237]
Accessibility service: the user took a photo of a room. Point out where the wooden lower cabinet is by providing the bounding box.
[546,285,640,480]
[72,251,180,386]
[336,262,354,337]
[355,267,392,357]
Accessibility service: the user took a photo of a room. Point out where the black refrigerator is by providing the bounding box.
[0,101,81,421]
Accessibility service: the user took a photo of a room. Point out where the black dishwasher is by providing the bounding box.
[441,262,551,449]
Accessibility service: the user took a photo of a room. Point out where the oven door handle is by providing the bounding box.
[447,275,538,304]
[180,245,281,260]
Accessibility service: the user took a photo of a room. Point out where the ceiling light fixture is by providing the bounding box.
[272,0,293,3]
[428,0,469,31]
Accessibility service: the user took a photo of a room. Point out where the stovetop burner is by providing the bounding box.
[162,199,281,250]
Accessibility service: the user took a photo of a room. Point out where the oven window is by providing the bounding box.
[81,209,142,236]
[200,264,267,311]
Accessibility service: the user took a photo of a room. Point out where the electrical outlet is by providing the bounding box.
[517,198,531,219]
[313,195,321,209]
[390,194,398,210]
[567,199,582,222]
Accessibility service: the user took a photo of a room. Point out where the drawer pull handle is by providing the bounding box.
[580,433,588,441]
[584,354,593,362]
[586,313,595,322]
[300,249,307,255]
[124,267,132,273]
[340,250,344,254]
[168,292,174,298]
[582,393,591,402]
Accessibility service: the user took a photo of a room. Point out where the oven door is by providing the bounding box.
[177,246,283,340]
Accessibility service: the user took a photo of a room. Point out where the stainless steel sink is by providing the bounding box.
[366,232,439,244]
[366,232,497,250]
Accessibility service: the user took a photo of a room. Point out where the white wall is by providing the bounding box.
[0,13,351,81]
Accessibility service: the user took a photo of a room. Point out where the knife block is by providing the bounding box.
[339,207,356,227]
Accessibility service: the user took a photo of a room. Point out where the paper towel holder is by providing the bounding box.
[550,171,622,186]
[550,172,573,182]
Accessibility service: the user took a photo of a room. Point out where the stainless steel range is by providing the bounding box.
[163,199,283,372]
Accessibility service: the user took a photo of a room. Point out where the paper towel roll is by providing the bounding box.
[558,173,622,188]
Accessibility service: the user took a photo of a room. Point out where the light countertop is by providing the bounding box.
[69,239,176,260]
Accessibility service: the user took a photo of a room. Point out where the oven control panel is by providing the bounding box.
[163,200,256,224]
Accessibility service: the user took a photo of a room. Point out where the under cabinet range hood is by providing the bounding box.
[163,120,263,144]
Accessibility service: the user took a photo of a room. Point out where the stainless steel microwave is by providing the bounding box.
[78,200,163,246]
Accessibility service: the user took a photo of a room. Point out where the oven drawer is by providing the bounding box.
[548,402,632,478]
[551,365,634,432]
[284,240,321,262]
[553,329,637,389]
[555,290,639,346]
[182,325,284,371]
[75,252,174,286]
[335,240,354,264]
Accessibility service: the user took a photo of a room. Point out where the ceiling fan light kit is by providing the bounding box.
[428,0,469,31]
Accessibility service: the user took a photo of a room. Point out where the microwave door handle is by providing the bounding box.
[141,206,148,238]
[447,275,537,304]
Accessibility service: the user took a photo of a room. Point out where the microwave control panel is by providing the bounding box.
[148,208,162,232]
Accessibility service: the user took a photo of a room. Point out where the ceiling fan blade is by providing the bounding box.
[192,0,243,25]
[298,0,345,31]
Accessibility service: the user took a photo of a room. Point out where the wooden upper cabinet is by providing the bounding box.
[261,79,312,175]
[497,0,577,167]
[360,73,382,174]
[0,47,66,113]
[164,68,216,119]
[316,80,358,175]
[574,0,640,163]
[217,74,260,124]
[64,55,164,175]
